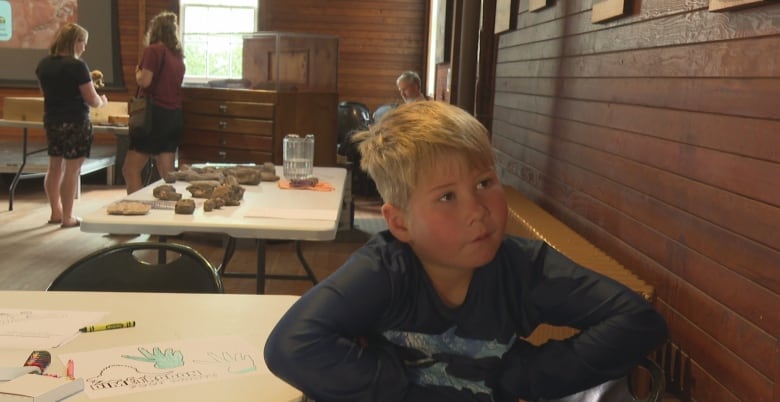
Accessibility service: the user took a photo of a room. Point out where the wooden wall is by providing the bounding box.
[492,1,780,401]
[261,0,428,112]
[0,0,426,133]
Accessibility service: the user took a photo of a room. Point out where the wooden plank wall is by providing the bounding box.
[261,0,429,112]
[0,0,426,136]
[492,1,780,401]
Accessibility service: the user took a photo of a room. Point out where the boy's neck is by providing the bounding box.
[423,265,475,308]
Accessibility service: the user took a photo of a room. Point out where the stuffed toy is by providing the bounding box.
[91,70,105,89]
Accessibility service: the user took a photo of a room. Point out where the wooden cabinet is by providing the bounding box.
[180,87,338,167]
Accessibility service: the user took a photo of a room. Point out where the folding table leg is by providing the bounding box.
[295,241,319,285]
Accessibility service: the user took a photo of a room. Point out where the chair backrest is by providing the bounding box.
[47,242,223,293]
[337,101,371,145]
[536,357,665,402]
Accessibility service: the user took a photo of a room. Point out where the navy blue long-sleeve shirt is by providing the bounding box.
[264,232,667,401]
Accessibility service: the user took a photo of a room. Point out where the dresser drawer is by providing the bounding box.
[184,114,274,136]
[182,99,274,119]
[181,87,337,167]
[179,145,273,165]
[182,130,273,151]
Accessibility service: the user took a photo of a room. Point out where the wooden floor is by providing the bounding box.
[0,170,386,295]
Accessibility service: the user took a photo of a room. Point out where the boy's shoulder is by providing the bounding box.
[500,234,546,257]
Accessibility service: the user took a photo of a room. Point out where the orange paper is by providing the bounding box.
[278,180,335,192]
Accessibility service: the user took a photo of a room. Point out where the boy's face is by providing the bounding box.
[383,155,507,276]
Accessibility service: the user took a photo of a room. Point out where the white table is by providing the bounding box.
[0,119,128,211]
[0,291,302,402]
[81,166,347,294]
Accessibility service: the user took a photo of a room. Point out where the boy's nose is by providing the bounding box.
[466,196,489,223]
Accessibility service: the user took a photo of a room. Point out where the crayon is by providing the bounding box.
[79,320,135,333]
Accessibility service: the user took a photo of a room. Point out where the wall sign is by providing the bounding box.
[592,0,625,23]
[529,0,548,11]
[709,0,765,11]
[495,0,517,34]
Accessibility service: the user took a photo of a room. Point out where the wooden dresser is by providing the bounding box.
[180,87,338,167]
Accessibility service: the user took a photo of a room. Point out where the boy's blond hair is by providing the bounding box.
[356,101,494,209]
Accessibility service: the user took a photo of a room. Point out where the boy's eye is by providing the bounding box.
[438,192,454,202]
[477,178,492,189]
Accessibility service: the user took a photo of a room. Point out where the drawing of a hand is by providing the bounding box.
[121,347,184,369]
[193,352,256,374]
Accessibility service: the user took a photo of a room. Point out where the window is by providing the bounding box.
[179,0,258,84]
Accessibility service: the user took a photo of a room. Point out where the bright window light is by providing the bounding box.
[179,0,258,83]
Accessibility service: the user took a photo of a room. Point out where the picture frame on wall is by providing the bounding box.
[495,0,517,34]
[709,0,765,11]
[592,0,626,23]
[529,0,549,12]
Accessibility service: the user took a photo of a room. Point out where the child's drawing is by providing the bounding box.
[60,336,260,398]
[122,347,184,369]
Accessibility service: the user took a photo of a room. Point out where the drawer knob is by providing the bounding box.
[218,121,228,129]
[220,139,227,145]
[218,151,227,159]
[218,104,228,113]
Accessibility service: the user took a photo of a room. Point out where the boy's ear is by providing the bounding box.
[382,203,411,243]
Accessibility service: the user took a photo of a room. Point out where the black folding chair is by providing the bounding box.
[47,242,223,293]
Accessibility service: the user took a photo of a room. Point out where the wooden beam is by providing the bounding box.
[138,0,146,60]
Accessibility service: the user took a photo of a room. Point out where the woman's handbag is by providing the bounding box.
[127,49,166,139]
[128,94,153,139]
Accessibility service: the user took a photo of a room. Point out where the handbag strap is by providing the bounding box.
[136,46,167,97]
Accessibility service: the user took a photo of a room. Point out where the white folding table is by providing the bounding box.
[0,290,302,402]
[80,166,347,294]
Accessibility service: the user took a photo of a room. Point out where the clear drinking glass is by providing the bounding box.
[283,134,315,179]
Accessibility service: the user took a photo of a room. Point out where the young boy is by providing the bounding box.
[264,101,667,402]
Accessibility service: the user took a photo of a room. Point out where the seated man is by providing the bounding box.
[396,71,429,103]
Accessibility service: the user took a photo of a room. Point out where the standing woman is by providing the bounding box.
[122,11,185,194]
[36,23,108,228]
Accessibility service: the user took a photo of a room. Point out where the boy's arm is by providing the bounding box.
[498,244,668,400]
[264,250,426,402]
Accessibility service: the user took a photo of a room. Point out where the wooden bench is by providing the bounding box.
[503,186,654,345]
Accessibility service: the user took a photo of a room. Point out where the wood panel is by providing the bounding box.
[495,2,780,401]
[492,124,780,340]
[0,0,427,135]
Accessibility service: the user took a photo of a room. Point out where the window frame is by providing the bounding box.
[179,1,259,84]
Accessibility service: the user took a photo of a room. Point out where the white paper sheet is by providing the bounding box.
[0,309,107,349]
[59,335,263,399]
[244,207,337,221]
